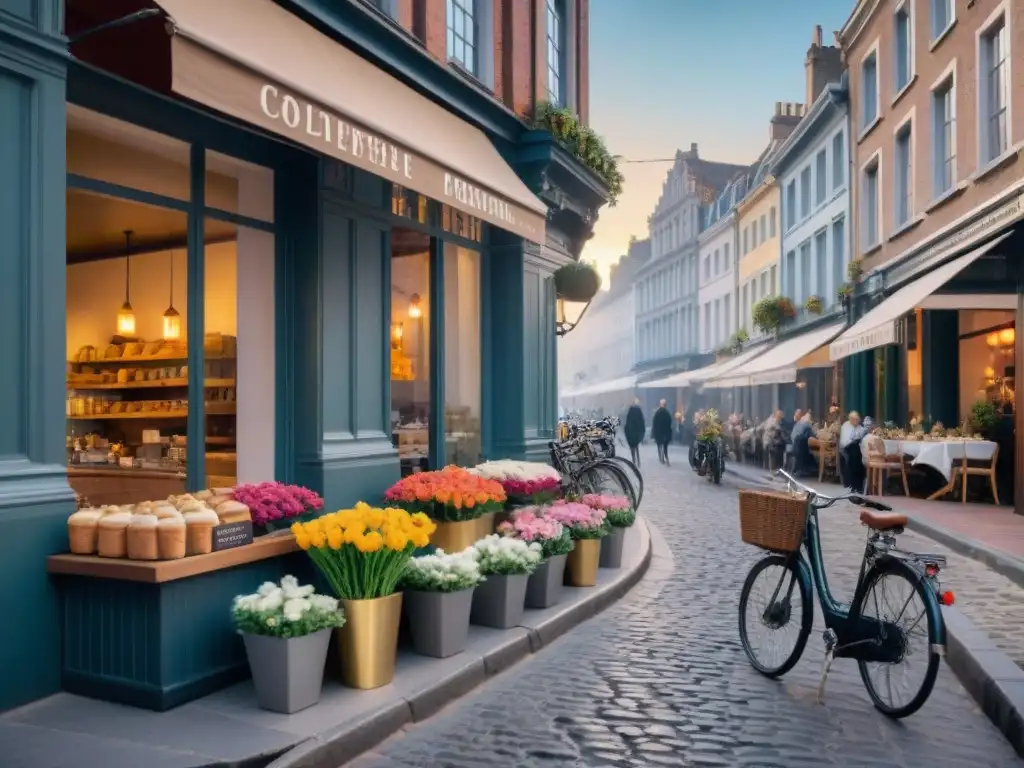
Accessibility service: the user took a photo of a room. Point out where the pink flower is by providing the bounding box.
[546,501,606,531]
[581,494,630,513]
[502,476,560,497]
[499,506,564,542]
[232,482,324,527]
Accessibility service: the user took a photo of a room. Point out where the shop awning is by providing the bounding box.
[153,0,547,242]
[573,375,638,397]
[689,345,774,390]
[638,369,697,389]
[710,322,846,388]
[829,233,1011,361]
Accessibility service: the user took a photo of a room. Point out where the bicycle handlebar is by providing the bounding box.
[772,469,893,512]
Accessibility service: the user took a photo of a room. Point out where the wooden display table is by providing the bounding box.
[47,534,310,711]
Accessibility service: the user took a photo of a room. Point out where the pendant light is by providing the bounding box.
[163,249,182,341]
[116,230,136,335]
[408,293,422,319]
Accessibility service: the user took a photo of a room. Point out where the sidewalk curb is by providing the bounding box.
[725,465,1024,755]
[266,520,654,768]
[944,606,1024,757]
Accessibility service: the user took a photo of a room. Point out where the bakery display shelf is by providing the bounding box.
[47,532,298,584]
[69,353,235,366]
[206,436,235,446]
[67,378,235,391]
[69,403,237,420]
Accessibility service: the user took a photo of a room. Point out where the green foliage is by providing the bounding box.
[970,400,1000,434]
[534,101,624,205]
[804,295,823,315]
[554,261,602,302]
[605,507,636,528]
[847,258,864,282]
[752,296,797,334]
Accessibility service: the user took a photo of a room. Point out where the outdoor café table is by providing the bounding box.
[864,438,998,500]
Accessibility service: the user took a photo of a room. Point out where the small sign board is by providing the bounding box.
[212,521,254,552]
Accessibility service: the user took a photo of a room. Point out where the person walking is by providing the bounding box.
[624,398,646,467]
[652,399,673,465]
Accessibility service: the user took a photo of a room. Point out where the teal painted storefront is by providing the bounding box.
[0,1,607,711]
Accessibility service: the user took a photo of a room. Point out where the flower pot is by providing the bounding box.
[242,628,332,714]
[600,526,627,569]
[470,572,529,629]
[476,512,496,539]
[337,593,403,689]
[566,538,601,587]
[404,587,474,658]
[525,554,568,609]
[430,518,482,553]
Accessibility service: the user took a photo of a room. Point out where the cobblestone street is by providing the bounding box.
[346,444,1020,767]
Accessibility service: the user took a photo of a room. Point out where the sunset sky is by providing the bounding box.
[583,0,855,284]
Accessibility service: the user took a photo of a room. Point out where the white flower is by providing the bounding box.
[310,594,339,613]
[257,589,284,613]
[470,460,560,483]
[257,581,279,597]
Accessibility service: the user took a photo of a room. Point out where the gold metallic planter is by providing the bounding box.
[476,512,496,539]
[566,538,601,587]
[337,592,403,690]
[430,518,483,553]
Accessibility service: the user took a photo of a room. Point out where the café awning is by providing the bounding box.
[573,375,638,396]
[153,0,547,242]
[829,233,1011,361]
[711,322,846,388]
[686,345,774,390]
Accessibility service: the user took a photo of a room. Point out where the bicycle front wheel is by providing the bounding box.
[580,460,637,509]
[606,456,644,509]
[848,558,941,719]
[739,554,813,678]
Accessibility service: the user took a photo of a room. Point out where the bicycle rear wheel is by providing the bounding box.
[606,456,644,509]
[739,554,813,678]
[580,460,637,510]
[848,558,941,719]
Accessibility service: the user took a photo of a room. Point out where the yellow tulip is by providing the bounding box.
[326,527,343,550]
[294,530,312,550]
[310,530,327,548]
[362,531,384,552]
[385,529,409,552]
[410,530,430,549]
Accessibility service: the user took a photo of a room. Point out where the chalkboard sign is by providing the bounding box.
[212,521,254,552]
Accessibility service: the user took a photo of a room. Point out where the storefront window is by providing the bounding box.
[390,228,432,475]
[66,191,191,505]
[443,242,482,466]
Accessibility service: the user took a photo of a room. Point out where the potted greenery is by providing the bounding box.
[498,507,574,608]
[469,534,543,628]
[969,400,1000,438]
[582,494,636,569]
[233,576,344,713]
[400,547,483,658]
[554,261,602,303]
[804,295,823,315]
[837,283,853,307]
[292,503,434,689]
[752,296,797,335]
[847,258,864,282]
[729,329,749,354]
[533,101,624,205]
[546,501,610,587]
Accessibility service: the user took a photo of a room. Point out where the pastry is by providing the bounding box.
[215,500,250,524]
[157,517,186,559]
[207,494,231,508]
[194,489,213,501]
[152,504,181,519]
[178,499,205,514]
[183,509,219,555]
[126,514,159,560]
[97,512,133,558]
[104,344,121,359]
[67,509,104,555]
[117,368,130,384]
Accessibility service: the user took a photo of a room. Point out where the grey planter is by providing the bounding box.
[471,572,529,629]
[525,554,567,609]
[600,526,627,569]
[404,587,474,658]
[242,627,332,714]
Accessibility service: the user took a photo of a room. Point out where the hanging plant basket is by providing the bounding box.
[554,261,602,303]
[752,296,796,335]
[804,295,823,315]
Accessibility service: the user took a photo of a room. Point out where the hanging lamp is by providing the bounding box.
[163,249,181,340]
[408,293,422,319]
[116,230,136,335]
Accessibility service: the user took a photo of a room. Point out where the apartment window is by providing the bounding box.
[741,284,748,326]
[832,132,845,190]
[703,255,710,281]
[769,264,777,294]
[832,217,846,302]
[769,207,777,237]
[798,242,811,303]
[714,249,720,275]
[785,251,796,300]
[814,230,828,298]
[786,182,797,228]
[752,223,759,249]
[759,272,767,297]
[723,243,731,268]
[980,15,1009,163]
[861,51,879,128]
[743,228,748,253]
[704,303,711,349]
[759,214,767,242]
[713,299,721,345]
[894,122,912,227]
[447,0,478,75]
[815,149,827,205]
[931,0,954,40]
[862,157,880,248]
[800,166,811,218]
[894,4,913,93]
[545,0,564,105]
[932,76,956,196]
[723,294,731,336]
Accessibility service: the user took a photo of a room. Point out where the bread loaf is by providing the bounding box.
[68,509,104,555]
[215,500,251,524]
[126,514,159,560]
[97,512,133,558]
[184,509,219,555]
[157,517,186,559]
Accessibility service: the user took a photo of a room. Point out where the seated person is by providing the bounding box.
[791,411,817,477]
[839,411,868,492]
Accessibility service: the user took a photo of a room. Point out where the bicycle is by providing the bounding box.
[691,436,725,485]
[560,418,644,508]
[549,436,639,509]
[737,469,954,719]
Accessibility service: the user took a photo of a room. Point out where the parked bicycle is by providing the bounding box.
[737,469,954,718]
[549,435,639,510]
[691,435,725,485]
[557,417,643,508]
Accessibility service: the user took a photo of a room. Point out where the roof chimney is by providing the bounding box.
[813,25,823,48]
[690,142,698,155]
[806,24,845,105]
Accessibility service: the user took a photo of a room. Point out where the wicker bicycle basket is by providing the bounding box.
[738,489,809,553]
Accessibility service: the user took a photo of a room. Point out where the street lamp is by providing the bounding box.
[556,296,593,337]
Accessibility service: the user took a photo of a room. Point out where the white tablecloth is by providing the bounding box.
[861,438,997,482]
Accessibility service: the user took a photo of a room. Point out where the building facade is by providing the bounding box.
[832,0,1023,503]
[697,176,745,353]
[1,0,607,711]
[633,145,746,380]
